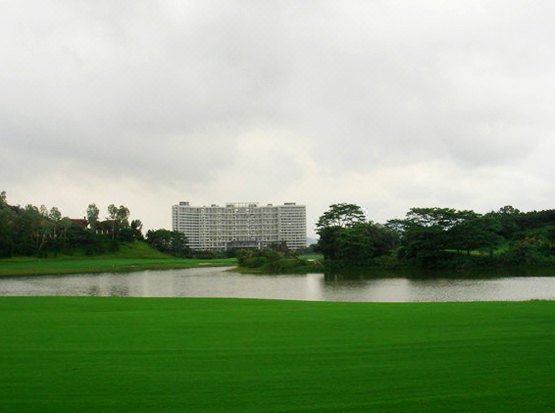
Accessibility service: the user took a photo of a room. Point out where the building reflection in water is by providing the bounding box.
[304,274,324,301]
[139,271,176,297]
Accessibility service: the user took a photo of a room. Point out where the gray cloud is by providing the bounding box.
[1,1,555,235]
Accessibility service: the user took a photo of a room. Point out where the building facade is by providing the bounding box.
[172,201,306,251]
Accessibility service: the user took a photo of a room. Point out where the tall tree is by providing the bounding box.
[107,204,118,221]
[0,192,15,257]
[49,207,62,240]
[146,229,190,257]
[316,203,366,230]
[316,204,366,260]
[130,219,143,240]
[316,204,398,263]
[116,205,130,227]
[107,204,130,240]
[86,203,100,231]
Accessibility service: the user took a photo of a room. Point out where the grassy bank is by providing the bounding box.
[1,297,554,412]
[0,242,236,277]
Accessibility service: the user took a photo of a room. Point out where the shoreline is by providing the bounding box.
[2,256,555,278]
[0,257,237,278]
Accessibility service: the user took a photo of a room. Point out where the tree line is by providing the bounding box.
[316,203,555,268]
[0,191,190,258]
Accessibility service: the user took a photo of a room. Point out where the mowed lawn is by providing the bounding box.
[0,241,237,277]
[0,257,237,277]
[1,298,554,412]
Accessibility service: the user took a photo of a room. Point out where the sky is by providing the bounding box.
[1,1,555,238]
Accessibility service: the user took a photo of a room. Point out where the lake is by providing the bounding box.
[1,267,555,301]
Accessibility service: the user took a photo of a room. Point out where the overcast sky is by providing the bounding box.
[2,1,555,237]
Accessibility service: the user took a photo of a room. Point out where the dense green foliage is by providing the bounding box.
[316,203,367,229]
[388,207,501,268]
[0,192,145,257]
[390,206,555,268]
[0,191,198,260]
[145,229,192,258]
[235,247,321,273]
[316,204,400,264]
[317,203,555,269]
[1,297,554,412]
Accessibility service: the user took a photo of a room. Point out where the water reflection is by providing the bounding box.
[0,267,554,302]
[322,266,555,281]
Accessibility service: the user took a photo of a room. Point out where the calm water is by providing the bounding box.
[1,267,555,301]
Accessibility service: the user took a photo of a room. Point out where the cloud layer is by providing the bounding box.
[2,1,554,236]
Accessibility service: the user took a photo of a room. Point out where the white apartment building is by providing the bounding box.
[172,201,306,251]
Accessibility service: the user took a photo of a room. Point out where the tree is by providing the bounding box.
[106,204,130,241]
[18,204,45,255]
[0,196,145,257]
[316,205,398,263]
[316,203,366,230]
[448,215,501,256]
[49,207,62,240]
[498,205,521,215]
[130,219,144,240]
[489,205,521,239]
[87,204,100,231]
[402,207,475,230]
[507,236,548,265]
[116,205,130,227]
[316,226,342,260]
[0,194,15,257]
[146,229,191,257]
[316,204,367,261]
[365,222,400,257]
[388,208,466,264]
[388,207,505,267]
[49,207,61,222]
[146,229,171,252]
[169,231,190,257]
[335,223,372,262]
[107,204,118,221]
[59,217,73,249]
[107,204,118,240]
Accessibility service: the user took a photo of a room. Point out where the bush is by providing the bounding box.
[505,238,548,265]
[242,256,269,268]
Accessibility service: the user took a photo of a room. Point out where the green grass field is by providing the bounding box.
[1,298,554,412]
[298,253,324,261]
[0,242,237,277]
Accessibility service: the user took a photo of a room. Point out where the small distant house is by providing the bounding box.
[70,218,88,227]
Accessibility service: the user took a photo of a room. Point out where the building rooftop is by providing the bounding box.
[175,201,304,208]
